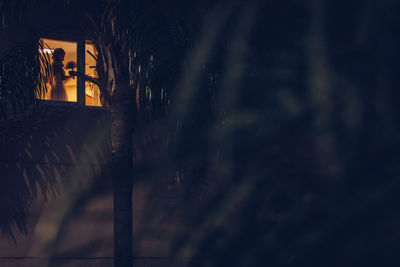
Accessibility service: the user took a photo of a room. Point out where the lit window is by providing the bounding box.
[39,38,77,102]
[85,42,101,107]
[38,38,102,107]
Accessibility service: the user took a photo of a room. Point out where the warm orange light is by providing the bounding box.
[38,39,102,107]
[40,48,54,54]
[85,42,102,107]
[38,38,77,102]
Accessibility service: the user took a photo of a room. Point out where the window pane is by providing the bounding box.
[85,42,102,107]
[38,39,77,102]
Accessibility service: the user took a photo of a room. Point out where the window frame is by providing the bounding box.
[36,33,103,109]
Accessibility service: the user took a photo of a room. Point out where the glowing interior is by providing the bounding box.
[39,38,102,107]
[85,42,102,107]
[40,39,77,102]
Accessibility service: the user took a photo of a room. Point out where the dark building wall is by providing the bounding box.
[0,9,198,266]
[0,103,111,179]
[0,103,113,266]
[0,103,199,267]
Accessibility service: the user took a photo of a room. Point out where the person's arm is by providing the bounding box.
[54,62,71,81]
[61,68,74,81]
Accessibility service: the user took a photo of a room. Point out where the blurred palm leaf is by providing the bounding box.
[0,39,52,119]
[0,36,53,240]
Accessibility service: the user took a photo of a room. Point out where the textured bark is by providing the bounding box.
[110,79,135,267]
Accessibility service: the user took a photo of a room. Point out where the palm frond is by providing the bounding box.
[0,39,52,119]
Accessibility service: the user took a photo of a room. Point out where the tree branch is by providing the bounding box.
[69,70,100,86]
[69,70,111,105]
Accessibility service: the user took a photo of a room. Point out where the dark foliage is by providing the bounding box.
[163,0,400,266]
[1,0,400,266]
[0,40,51,119]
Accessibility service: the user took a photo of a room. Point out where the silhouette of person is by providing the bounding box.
[50,48,72,101]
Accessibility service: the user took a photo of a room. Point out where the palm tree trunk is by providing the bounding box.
[110,80,136,267]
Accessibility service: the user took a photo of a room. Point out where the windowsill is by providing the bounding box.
[1,100,107,122]
[36,99,105,110]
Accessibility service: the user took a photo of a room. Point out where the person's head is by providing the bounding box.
[52,48,65,61]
